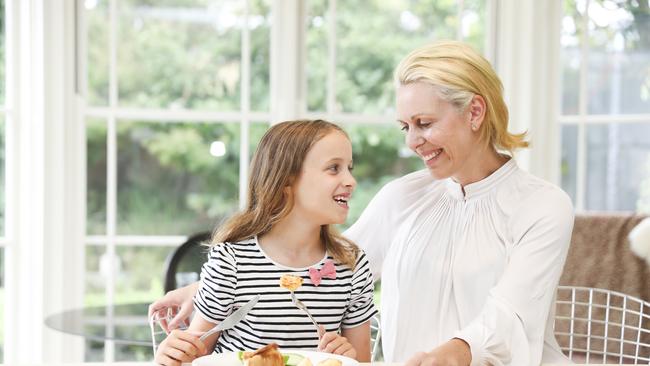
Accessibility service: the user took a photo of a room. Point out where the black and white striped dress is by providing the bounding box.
[193,237,377,353]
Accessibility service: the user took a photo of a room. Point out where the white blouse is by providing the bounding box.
[344,159,574,365]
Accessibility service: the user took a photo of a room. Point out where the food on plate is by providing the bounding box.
[317,359,343,366]
[296,356,313,366]
[237,348,309,366]
[279,274,304,292]
[241,343,284,366]
[235,344,345,366]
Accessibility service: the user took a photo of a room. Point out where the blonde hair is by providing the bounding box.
[394,40,528,153]
[212,120,360,269]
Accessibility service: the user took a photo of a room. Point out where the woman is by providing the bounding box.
[150,41,574,366]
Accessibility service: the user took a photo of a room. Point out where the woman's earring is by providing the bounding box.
[471,123,477,131]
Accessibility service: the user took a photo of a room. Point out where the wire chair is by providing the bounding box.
[149,306,191,355]
[370,313,382,361]
[554,286,650,364]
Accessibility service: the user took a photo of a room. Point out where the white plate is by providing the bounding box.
[192,350,359,366]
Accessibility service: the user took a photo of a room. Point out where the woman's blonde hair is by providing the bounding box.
[212,119,359,269]
[394,40,528,153]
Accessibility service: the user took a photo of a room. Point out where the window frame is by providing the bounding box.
[3,0,576,363]
[558,0,650,212]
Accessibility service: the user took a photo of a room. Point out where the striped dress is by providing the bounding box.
[193,237,377,353]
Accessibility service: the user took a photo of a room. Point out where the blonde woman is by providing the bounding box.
[154,120,377,366]
[151,41,574,366]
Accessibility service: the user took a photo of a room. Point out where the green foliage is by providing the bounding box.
[0,118,4,236]
[0,287,4,360]
[307,0,485,113]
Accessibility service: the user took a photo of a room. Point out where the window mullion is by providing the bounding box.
[239,0,251,209]
[104,0,120,361]
[270,0,303,122]
[326,0,336,114]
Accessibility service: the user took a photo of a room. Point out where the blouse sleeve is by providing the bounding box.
[454,187,575,366]
[193,243,238,324]
[341,251,379,328]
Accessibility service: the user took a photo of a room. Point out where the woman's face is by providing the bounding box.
[397,82,480,181]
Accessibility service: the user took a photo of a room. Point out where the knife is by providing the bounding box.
[199,294,260,341]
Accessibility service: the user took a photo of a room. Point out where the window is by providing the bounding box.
[83,0,486,361]
[83,0,271,360]
[560,0,650,212]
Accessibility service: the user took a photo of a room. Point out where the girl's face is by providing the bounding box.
[291,131,356,225]
[397,82,480,181]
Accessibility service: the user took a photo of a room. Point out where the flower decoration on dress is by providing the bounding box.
[308,260,336,286]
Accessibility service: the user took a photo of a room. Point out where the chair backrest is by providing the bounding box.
[370,313,382,361]
[149,306,191,355]
[164,231,212,293]
[554,286,650,364]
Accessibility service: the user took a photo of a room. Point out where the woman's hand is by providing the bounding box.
[404,338,471,366]
[317,326,357,360]
[148,282,200,332]
[154,329,208,366]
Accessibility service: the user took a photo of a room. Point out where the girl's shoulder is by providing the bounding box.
[329,246,372,273]
[208,237,259,257]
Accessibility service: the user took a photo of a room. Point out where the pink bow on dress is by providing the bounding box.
[308,260,336,286]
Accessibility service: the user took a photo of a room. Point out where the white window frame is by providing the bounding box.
[80,0,263,360]
[557,0,650,212]
[1,0,567,363]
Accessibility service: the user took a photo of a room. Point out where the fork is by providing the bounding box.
[290,292,322,335]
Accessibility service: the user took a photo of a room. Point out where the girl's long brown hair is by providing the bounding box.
[212,119,359,269]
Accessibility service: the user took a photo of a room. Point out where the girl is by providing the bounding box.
[154,120,377,366]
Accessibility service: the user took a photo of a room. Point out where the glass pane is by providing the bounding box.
[341,123,421,229]
[331,1,484,114]
[560,124,578,203]
[117,121,240,235]
[461,0,486,53]
[249,121,269,158]
[84,244,109,361]
[250,0,271,112]
[87,119,107,235]
[116,344,151,362]
[86,0,109,106]
[561,0,583,115]
[118,1,243,110]
[586,122,650,212]
[306,0,328,112]
[85,340,104,362]
[115,245,173,304]
[85,245,106,307]
[587,1,650,114]
[0,116,4,236]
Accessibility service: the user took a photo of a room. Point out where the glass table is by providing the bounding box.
[44,303,153,347]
